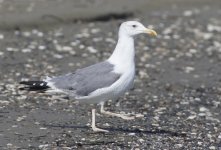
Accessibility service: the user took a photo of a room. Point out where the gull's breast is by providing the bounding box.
[111,68,135,97]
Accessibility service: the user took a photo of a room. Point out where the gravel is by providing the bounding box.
[0,0,221,149]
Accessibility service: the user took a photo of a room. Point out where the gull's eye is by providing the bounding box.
[132,25,137,28]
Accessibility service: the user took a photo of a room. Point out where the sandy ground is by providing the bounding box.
[0,0,221,149]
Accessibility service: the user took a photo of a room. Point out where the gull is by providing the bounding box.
[19,21,157,132]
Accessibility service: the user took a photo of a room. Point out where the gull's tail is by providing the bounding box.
[19,81,49,91]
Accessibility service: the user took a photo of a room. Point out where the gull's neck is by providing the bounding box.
[108,34,135,73]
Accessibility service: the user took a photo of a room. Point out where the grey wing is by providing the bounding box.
[48,61,121,97]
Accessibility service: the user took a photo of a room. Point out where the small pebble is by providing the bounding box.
[0,34,4,39]
[199,107,208,112]
[128,133,136,136]
[184,66,195,73]
[87,46,98,53]
[22,48,31,53]
[209,146,216,150]
[187,115,196,120]
[183,10,193,17]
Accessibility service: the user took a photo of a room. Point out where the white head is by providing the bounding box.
[119,21,157,37]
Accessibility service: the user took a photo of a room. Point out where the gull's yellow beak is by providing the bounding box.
[144,28,157,37]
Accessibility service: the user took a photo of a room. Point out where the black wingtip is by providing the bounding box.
[19,81,50,91]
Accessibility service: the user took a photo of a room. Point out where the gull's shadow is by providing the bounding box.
[105,127,186,137]
[44,124,186,137]
[44,124,90,130]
